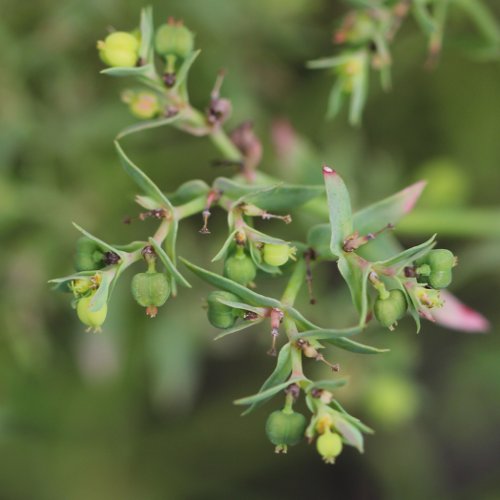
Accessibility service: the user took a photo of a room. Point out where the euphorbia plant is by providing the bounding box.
[50,6,488,464]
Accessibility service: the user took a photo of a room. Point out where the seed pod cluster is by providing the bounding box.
[416,249,456,289]
[155,22,195,59]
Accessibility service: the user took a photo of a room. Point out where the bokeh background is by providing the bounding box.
[1,0,500,499]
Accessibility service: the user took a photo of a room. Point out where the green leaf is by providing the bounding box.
[114,141,173,211]
[213,318,264,341]
[454,0,500,45]
[168,180,210,205]
[338,253,371,325]
[323,167,353,255]
[308,379,348,392]
[245,226,288,245]
[327,79,345,120]
[88,269,115,312]
[307,54,353,69]
[307,224,336,259]
[139,6,154,63]
[165,218,179,297]
[213,177,323,211]
[375,235,436,272]
[291,326,362,341]
[323,336,388,354]
[173,49,201,91]
[332,413,365,452]
[353,181,427,235]
[148,237,191,288]
[48,271,96,292]
[116,115,181,140]
[235,377,304,407]
[214,298,266,316]
[101,63,155,78]
[72,223,125,258]
[212,230,237,262]
[240,343,292,415]
[180,258,282,308]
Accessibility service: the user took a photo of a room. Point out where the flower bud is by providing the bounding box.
[74,237,104,272]
[223,247,257,286]
[77,295,107,331]
[97,31,139,68]
[155,22,194,59]
[131,272,170,318]
[123,91,160,120]
[207,291,240,329]
[265,410,307,452]
[374,289,407,329]
[316,430,343,464]
[262,243,296,267]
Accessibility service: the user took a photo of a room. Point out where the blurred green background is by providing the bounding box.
[1,0,500,499]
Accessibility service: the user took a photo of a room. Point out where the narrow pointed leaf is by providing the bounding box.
[375,235,436,272]
[100,64,155,78]
[114,141,173,211]
[148,237,191,288]
[72,223,125,258]
[338,253,371,325]
[323,166,353,255]
[353,181,426,235]
[139,6,154,63]
[213,318,264,341]
[323,336,388,354]
[333,413,364,452]
[235,378,304,407]
[88,269,115,312]
[173,49,201,91]
[291,326,362,341]
[116,115,180,140]
[180,258,282,308]
[214,298,266,316]
[241,343,292,415]
[212,230,237,262]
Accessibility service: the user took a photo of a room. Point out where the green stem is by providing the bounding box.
[210,127,243,162]
[281,259,307,306]
[174,195,207,220]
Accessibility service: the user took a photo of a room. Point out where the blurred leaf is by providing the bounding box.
[353,181,427,235]
[101,63,155,78]
[291,326,362,341]
[333,413,364,452]
[72,223,125,258]
[139,6,155,63]
[168,180,210,205]
[114,141,173,211]
[323,336,388,354]
[116,115,180,140]
[173,49,201,92]
[212,230,237,262]
[308,379,348,392]
[327,79,345,120]
[323,167,353,256]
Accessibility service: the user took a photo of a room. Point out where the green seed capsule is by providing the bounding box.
[77,296,107,330]
[374,289,407,329]
[428,270,452,289]
[224,249,257,286]
[427,249,456,272]
[98,32,139,68]
[262,243,293,267]
[129,92,160,120]
[155,23,194,59]
[265,410,307,450]
[75,237,104,272]
[131,272,170,317]
[316,430,343,463]
[207,291,240,329]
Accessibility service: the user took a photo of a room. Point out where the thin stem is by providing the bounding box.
[174,195,207,220]
[281,259,307,307]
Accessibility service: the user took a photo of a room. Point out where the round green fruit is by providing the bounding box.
[427,249,455,272]
[374,289,407,329]
[155,23,194,59]
[77,296,107,329]
[223,250,256,286]
[131,272,170,309]
[316,431,343,463]
[265,410,307,448]
[98,31,139,68]
[262,243,292,267]
[207,291,240,329]
[428,270,452,290]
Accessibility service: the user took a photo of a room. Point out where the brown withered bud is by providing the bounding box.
[206,70,232,127]
[163,72,176,88]
[103,251,121,266]
[230,121,263,171]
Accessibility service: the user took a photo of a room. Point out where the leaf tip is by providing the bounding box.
[322,165,336,176]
